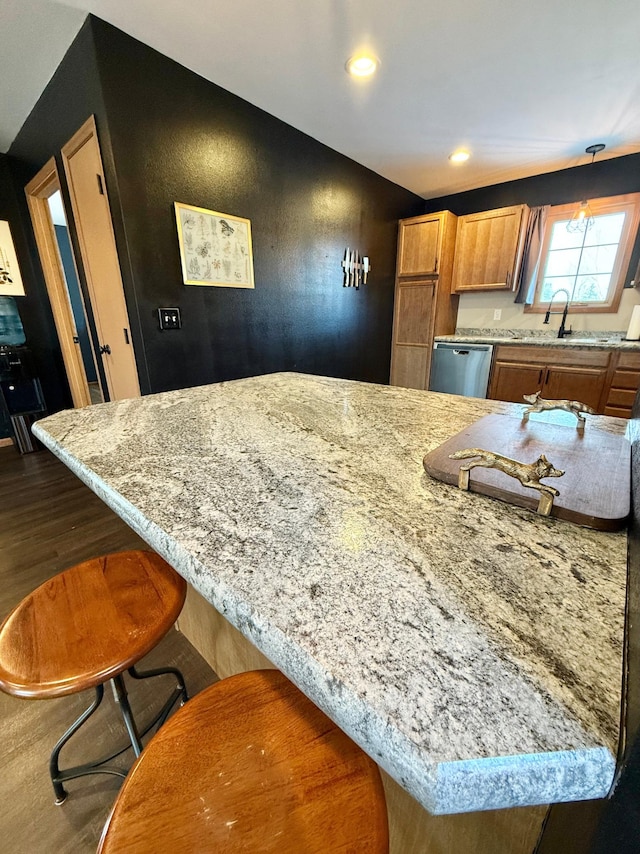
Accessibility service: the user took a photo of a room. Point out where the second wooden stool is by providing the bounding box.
[98,669,389,853]
[0,550,188,804]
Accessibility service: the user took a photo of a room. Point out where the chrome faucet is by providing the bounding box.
[543,288,572,339]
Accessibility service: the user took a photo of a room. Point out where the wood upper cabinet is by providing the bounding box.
[488,345,611,412]
[397,214,443,276]
[452,205,529,292]
[390,211,458,390]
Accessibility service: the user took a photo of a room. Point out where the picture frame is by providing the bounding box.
[0,220,26,297]
[174,202,255,289]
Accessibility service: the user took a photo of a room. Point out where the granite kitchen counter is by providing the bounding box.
[32,373,628,816]
[436,329,640,350]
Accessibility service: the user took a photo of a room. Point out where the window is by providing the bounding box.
[527,193,640,313]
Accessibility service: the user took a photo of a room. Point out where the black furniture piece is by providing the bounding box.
[0,345,46,453]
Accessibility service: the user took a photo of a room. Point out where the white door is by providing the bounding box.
[61,116,140,401]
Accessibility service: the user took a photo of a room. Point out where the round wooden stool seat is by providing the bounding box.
[0,550,188,805]
[0,550,186,698]
[98,669,389,853]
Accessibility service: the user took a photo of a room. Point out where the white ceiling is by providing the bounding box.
[2,0,640,199]
[0,0,85,153]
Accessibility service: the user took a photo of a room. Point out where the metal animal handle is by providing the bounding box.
[449,447,565,516]
[522,390,596,430]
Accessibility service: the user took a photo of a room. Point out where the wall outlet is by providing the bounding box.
[493,309,502,320]
[158,307,181,330]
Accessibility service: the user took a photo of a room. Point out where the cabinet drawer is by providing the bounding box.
[606,387,637,408]
[494,345,611,368]
[604,405,632,419]
[616,351,640,370]
[610,369,640,390]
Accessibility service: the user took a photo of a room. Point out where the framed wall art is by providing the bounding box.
[174,202,255,288]
[0,220,26,296]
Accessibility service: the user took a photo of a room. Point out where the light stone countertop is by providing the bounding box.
[32,373,628,815]
[436,329,640,350]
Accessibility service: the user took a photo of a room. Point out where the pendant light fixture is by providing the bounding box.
[566,143,606,233]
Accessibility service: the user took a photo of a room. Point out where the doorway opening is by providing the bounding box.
[47,190,104,405]
[25,158,102,408]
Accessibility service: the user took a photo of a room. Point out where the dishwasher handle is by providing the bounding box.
[452,349,470,356]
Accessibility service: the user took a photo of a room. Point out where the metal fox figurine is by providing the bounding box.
[522,390,596,429]
[449,447,564,516]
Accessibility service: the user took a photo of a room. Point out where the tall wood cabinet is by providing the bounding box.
[451,205,529,292]
[390,212,458,389]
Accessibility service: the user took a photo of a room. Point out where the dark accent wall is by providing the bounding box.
[424,155,640,286]
[7,17,423,405]
[88,18,423,393]
[5,17,114,418]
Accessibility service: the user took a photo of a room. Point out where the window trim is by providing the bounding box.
[524,193,640,314]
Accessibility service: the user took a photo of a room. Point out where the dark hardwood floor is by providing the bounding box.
[0,445,217,853]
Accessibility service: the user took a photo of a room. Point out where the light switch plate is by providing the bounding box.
[158,307,181,330]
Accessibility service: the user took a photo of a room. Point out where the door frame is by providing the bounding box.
[60,115,140,401]
[25,159,93,408]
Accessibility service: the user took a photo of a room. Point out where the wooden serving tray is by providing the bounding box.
[423,413,630,530]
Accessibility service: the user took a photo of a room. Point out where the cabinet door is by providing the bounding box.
[488,361,545,403]
[452,205,527,292]
[390,280,436,389]
[398,217,441,276]
[543,366,607,411]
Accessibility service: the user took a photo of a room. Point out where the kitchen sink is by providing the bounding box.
[566,337,613,344]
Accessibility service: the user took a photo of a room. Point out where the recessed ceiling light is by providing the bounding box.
[449,150,471,163]
[345,54,379,78]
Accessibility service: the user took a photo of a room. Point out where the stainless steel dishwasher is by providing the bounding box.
[429,342,494,398]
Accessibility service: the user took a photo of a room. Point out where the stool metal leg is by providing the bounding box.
[49,684,127,805]
[128,663,188,711]
[111,674,143,758]
[48,664,188,804]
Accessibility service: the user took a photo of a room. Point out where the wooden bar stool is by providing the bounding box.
[0,550,188,804]
[98,669,389,853]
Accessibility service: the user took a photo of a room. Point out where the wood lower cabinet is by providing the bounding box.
[390,280,436,390]
[543,365,608,410]
[488,361,546,404]
[390,211,458,390]
[488,345,611,412]
[604,351,640,417]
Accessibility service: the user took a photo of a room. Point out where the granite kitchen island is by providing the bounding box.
[32,373,629,854]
